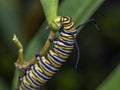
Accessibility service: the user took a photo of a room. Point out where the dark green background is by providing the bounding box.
[0,0,120,90]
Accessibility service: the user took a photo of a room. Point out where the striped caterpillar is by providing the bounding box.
[13,16,77,90]
[13,16,97,90]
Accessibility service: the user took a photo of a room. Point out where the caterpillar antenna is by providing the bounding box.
[76,19,99,30]
[74,39,80,69]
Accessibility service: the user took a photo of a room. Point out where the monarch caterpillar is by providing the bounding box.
[14,16,77,90]
[14,16,97,90]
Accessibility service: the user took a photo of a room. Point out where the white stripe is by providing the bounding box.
[54,45,72,53]
[61,32,71,37]
[53,55,66,62]
[31,65,46,81]
[42,57,58,71]
[21,81,38,90]
[26,74,40,87]
[57,40,74,48]
[38,57,55,74]
[47,53,62,65]
[53,48,69,56]
[34,64,51,79]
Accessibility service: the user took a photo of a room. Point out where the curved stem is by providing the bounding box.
[13,34,24,65]
[24,30,56,68]
[13,30,56,69]
[40,30,55,56]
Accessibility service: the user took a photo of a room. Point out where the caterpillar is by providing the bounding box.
[17,16,77,90]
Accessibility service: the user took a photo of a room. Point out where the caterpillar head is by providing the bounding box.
[61,16,71,27]
[60,16,72,27]
[60,16,75,33]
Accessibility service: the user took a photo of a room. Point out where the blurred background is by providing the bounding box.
[0,0,120,90]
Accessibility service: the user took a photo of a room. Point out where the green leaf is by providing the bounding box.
[12,0,104,89]
[58,0,104,32]
[40,0,59,24]
[11,70,19,90]
[97,65,120,90]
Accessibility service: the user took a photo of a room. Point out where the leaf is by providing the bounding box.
[40,0,59,24]
[11,70,19,90]
[12,0,104,89]
[97,64,120,90]
[58,0,104,32]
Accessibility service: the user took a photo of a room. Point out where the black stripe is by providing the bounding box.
[53,46,71,54]
[62,30,76,35]
[53,47,69,56]
[58,38,74,46]
[45,55,60,66]
[61,16,71,24]
[22,79,33,90]
[32,65,49,80]
[40,57,56,73]
[28,72,42,86]
[48,51,65,62]
[48,51,63,64]
[35,54,40,59]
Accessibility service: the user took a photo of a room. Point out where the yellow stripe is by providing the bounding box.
[63,21,73,26]
[64,28,76,33]
[55,44,74,51]
[29,70,46,84]
[60,32,75,39]
[23,76,29,86]
[23,76,33,88]
[42,57,50,65]
[24,76,37,88]
[59,37,74,43]
[47,54,61,68]
[53,49,69,59]
[50,50,68,59]
[63,27,76,33]
[59,35,74,41]
[44,56,60,68]
[36,62,54,77]
[19,85,23,90]
[63,22,72,27]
